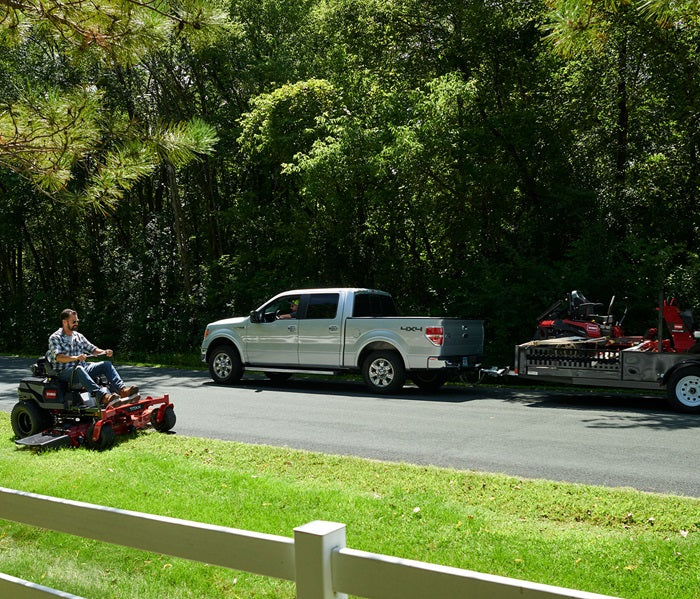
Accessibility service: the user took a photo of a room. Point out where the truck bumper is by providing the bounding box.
[427,356,479,369]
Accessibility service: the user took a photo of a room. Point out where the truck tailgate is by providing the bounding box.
[439,319,484,357]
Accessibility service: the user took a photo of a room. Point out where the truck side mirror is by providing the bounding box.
[250,310,260,323]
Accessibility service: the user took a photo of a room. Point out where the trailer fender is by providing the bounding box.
[661,359,700,386]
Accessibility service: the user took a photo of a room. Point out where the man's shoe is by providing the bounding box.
[100,392,119,407]
[106,396,129,409]
[118,385,139,398]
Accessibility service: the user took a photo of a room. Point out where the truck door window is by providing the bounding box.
[262,296,300,321]
[306,293,340,319]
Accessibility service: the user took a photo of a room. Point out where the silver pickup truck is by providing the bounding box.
[201,288,484,393]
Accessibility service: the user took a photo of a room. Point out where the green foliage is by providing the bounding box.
[0,0,698,361]
[0,0,222,205]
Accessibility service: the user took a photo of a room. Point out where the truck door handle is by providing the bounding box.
[329,325,339,332]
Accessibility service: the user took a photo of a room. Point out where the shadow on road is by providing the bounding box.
[203,375,483,404]
[487,385,700,431]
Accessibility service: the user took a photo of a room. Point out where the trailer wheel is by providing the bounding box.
[362,351,406,394]
[208,345,243,384]
[11,401,50,439]
[667,366,700,413]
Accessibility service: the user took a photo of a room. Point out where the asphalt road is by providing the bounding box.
[2,356,699,498]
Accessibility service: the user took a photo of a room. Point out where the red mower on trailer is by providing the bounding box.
[535,290,700,353]
[534,290,625,340]
[12,357,176,450]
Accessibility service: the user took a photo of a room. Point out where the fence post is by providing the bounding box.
[294,521,347,599]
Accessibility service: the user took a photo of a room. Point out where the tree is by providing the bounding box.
[0,0,224,207]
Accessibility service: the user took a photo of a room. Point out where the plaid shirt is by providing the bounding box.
[48,329,96,372]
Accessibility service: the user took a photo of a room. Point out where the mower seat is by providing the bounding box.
[569,290,604,320]
[33,356,84,391]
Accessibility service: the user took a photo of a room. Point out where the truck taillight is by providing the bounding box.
[425,327,444,346]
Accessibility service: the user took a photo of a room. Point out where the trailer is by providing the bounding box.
[508,337,700,413]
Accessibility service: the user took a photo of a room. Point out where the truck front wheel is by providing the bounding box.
[362,351,406,394]
[208,346,244,384]
[667,366,700,413]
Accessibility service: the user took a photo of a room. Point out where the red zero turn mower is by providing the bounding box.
[534,290,623,340]
[12,357,176,450]
[535,291,700,353]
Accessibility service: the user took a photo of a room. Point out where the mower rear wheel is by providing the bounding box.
[11,401,50,439]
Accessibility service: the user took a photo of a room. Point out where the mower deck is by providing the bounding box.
[13,393,175,450]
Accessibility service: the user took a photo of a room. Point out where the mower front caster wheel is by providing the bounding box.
[152,405,177,432]
[85,422,115,451]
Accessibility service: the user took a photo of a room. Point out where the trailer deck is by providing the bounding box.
[512,339,692,391]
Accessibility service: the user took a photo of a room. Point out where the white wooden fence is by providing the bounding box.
[0,486,618,599]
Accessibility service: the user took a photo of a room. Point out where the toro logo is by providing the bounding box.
[44,389,58,400]
[401,326,423,332]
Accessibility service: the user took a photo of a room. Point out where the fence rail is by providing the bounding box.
[0,486,617,599]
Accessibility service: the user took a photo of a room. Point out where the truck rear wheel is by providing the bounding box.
[362,351,405,394]
[667,366,700,413]
[208,346,244,384]
[11,401,50,439]
[411,371,447,391]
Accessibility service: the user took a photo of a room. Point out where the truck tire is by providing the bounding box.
[667,366,700,413]
[411,371,447,391]
[208,345,244,384]
[11,401,50,439]
[362,351,406,394]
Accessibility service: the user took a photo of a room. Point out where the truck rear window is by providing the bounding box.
[353,293,398,317]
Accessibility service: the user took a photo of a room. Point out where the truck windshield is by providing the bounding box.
[353,293,398,317]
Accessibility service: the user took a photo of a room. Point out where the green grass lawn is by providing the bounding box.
[0,413,698,599]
